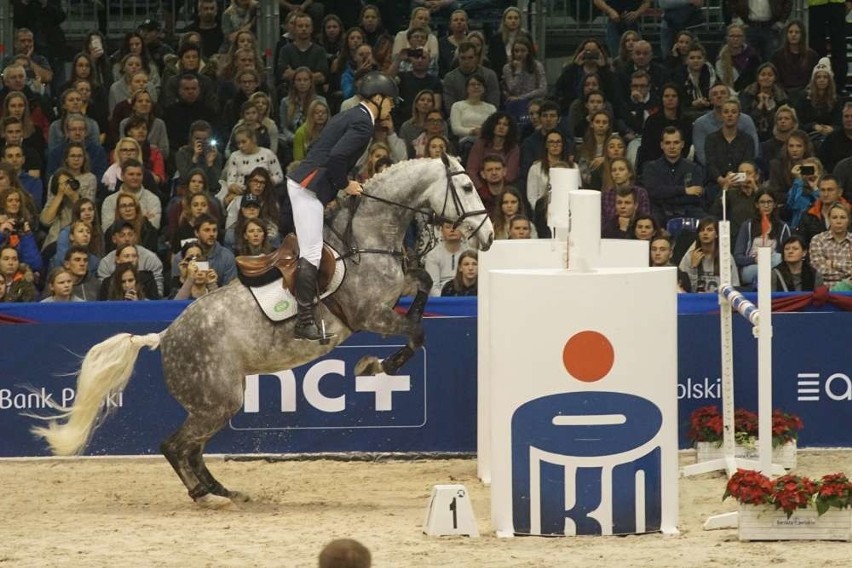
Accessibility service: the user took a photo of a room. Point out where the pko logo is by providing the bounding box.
[796,372,852,402]
[511,332,663,536]
[229,345,426,431]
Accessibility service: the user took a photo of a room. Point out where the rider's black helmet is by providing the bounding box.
[358,71,402,105]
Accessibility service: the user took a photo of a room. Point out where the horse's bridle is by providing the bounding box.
[360,161,490,237]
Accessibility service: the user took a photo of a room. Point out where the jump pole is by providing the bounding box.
[680,221,784,530]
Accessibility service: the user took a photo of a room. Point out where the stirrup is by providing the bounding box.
[295,315,335,345]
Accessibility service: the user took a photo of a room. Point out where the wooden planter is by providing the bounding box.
[738,505,852,541]
[694,440,797,469]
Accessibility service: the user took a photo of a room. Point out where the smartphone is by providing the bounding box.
[406,47,424,57]
[800,165,815,176]
[208,139,218,148]
[731,173,747,183]
[91,37,103,52]
[195,261,210,271]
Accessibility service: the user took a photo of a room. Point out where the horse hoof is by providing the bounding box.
[227,490,251,503]
[195,493,235,510]
[354,356,382,376]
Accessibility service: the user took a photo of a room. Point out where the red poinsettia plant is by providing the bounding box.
[688,406,802,447]
[724,469,852,518]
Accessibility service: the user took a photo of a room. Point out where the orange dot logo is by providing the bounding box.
[562,331,614,382]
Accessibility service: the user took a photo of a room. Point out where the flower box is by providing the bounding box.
[738,505,852,541]
[695,440,797,469]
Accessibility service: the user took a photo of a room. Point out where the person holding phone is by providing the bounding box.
[287,71,398,341]
[173,251,219,300]
[105,262,147,301]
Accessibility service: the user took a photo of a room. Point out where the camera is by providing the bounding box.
[405,47,424,58]
[582,50,600,62]
[800,165,815,176]
[67,178,81,191]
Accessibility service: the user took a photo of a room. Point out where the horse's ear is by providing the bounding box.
[440,151,450,167]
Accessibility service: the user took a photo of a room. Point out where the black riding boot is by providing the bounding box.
[294,258,334,342]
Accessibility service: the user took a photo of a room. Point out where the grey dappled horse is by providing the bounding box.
[31,154,494,508]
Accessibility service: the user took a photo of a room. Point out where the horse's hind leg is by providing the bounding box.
[188,449,250,503]
[161,410,238,509]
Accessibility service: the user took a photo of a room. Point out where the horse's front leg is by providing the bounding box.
[354,295,427,376]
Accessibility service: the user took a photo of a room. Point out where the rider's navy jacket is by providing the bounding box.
[288,103,375,205]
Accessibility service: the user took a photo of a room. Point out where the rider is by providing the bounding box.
[287,71,400,341]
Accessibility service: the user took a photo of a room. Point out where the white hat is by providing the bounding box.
[811,57,833,80]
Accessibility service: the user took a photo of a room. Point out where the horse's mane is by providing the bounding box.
[362,154,464,194]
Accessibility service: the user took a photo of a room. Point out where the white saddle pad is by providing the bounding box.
[248,249,346,322]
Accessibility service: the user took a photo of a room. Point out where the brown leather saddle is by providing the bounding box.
[235,233,337,295]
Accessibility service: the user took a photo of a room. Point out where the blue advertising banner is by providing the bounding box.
[1,304,851,457]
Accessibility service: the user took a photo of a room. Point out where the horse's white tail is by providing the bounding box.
[30,332,162,456]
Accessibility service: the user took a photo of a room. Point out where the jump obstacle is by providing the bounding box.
[680,219,784,531]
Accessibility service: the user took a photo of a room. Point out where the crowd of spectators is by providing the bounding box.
[1,1,850,303]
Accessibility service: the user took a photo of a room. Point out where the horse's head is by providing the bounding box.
[428,153,494,251]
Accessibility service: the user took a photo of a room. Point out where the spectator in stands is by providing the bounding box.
[330,27,366,103]
[221,122,285,201]
[554,39,619,112]
[226,100,272,156]
[636,83,691,177]
[492,187,530,240]
[727,0,791,63]
[0,64,54,140]
[465,31,490,70]
[4,28,53,89]
[834,157,852,198]
[280,66,328,150]
[41,161,96,253]
[443,42,500,115]
[711,160,763,236]
[172,214,236,287]
[618,40,669,103]
[183,0,225,60]
[0,244,37,302]
[594,0,650,59]
[440,249,478,296]
[770,20,819,100]
[163,74,220,152]
[222,167,280,243]
[715,23,760,93]
[64,245,99,300]
[466,112,520,192]
[218,45,264,104]
[221,0,257,53]
[2,95,45,172]
[733,188,790,285]
[619,69,658,158]
[817,102,852,173]
[650,233,692,291]
[438,9,469,77]
[520,100,575,192]
[759,104,798,163]
[171,189,216,253]
[594,133,627,191]
[97,220,164,295]
[0,180,39,243]
[784,156,824,229]
[137,19,174,75]
[478,155,515,213]
[3,143,41,207]
[643,126,706,222]
[101,159,162,231]
[100,137,158,196]
[676,42,716,122]
[104,192,158,254]
[568,80,616,140]
[319,15,344,83]
[766,129,814,200]
[501,36,547,121]
[391,8,439,71]
[340,44,376,103]
[232,217,273,256]
[40,267,80,303]
[119,91,169,160]
[487,7,530,79]
[357,142,391,183]
[223,68,267,137]
[692,83,759,167]
[526,130,574,214]
[358,4,394,73]
[796,174,848,245]
[292,100,331,161]
[426,135,454,158]
[276,11,329,95]
[109,54,158,114]
[771,234,823,291]
[578,110,614,188]
[809,201,852,288]
[450,74,497,157]
[411,110,449,158]
[123,115,167,189]
[633,214,659,240]
[795,58,840,146]
[399,89,439,154]
[602,157,651,224]
[48,89,100,152]
[54,197,103,264]
[704,97,757,205]
[602,185,640,238]
[171,241,217,300]
[508,215,535,239]
[97,243,159,301]
[70,78,108,145]
[393,39,442,124]
[81,32,113,87]
[160,43,219,114]
[425,221,473,296]
[48,218,99,274]
[679,217,740,292]
[663,30,695,74]
[612,30,642,74]
[108,72,150,143]
[103,262,146,301]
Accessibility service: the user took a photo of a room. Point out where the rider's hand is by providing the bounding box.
[344,180,363,196]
